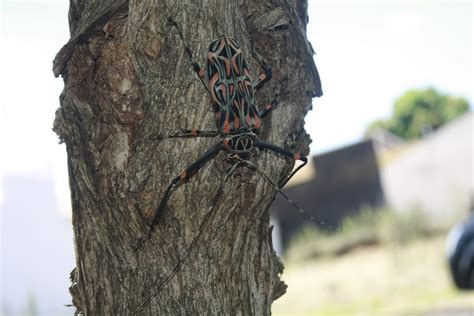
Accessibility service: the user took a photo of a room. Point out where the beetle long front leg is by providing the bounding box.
[146,142,224,239]
[250,41,273,90]
[168,17,210,93]
[258,99,278,119]
[252,62,273,91]
[254,138,307,188]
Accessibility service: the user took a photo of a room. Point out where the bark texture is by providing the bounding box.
[53,0,321,314]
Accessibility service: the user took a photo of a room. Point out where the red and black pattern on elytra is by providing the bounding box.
[143,18,309,241]
[206,35,261,133]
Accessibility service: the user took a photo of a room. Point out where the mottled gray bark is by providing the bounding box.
[53,0,321,314]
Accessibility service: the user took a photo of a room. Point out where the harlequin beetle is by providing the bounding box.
[134,18,334,311]
[144,18,309,241]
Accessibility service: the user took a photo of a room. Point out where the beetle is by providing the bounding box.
[134,19,333,312]
[144,18,308,241]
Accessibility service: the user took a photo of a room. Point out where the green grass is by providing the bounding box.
[285,207,462,262]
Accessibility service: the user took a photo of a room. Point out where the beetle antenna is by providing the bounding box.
[134,161,243,313]
[237,158,340,230]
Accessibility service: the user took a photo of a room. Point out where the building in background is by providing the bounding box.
[271,139,385,251]
[271,112,473,253]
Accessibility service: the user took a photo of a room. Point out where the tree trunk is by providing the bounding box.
[53,0,321,314]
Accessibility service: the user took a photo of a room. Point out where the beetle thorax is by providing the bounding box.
[223,132,256,160]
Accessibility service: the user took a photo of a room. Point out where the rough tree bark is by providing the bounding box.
[53,0,321,314]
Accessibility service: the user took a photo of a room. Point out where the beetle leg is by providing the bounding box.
[250,40,273,90]
[258,98,278,119]
[149,129,220,140]
[254,138,307,188]
[168,17,210,93]
[234,157,338,230]
[146,142,224,239]
[252,62,273,91]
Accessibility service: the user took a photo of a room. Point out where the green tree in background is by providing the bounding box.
[366,88,469,140]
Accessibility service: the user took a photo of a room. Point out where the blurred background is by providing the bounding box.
[0,0,472,315]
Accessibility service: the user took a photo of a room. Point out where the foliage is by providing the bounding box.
[365,88,469,140]
[285,206,458,262]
